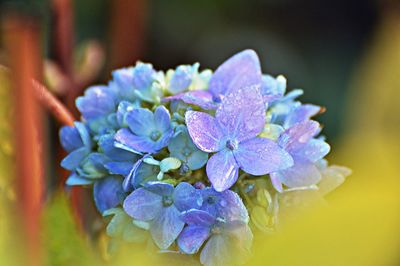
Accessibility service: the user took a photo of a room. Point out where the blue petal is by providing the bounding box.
[59,125,82,152]
[150,206,184,249]
[123,156,146,191]
[154,106,171,133]
[144,181,174,196]
[132,162,159,188]
[209,49,262,97]
[152,129,174,152]
[132,63,156,91]
[74,122,92,148]
[115,128,156,154]
[201,188,249,223]
[173,182,202,211]
[66,173,93,186]
[125,108,155,136]
[98,134,138,162]
[168,64,197,94]
[61,147,89,170]
[177,225,210,254]
[116,100,140,127]
[187,150,208,170]
[77,152,109,178]
[110,70,136,101]
[93,176,124,213]
[261,74,286,101]
[123,187,162,221]
[206,150,239,192]
[105,161,134,176]
[76,85,116,120]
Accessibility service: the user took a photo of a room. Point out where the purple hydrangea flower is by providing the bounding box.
[163,49,262,110]
[177,209,253,266]
[114,106,174,154]
[123,182,202,249]
[185,85,293,191]
[200,188,248,223]
[270,120,330,191]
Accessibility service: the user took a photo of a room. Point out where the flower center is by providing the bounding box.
[226,139,238,150]
[206,196,217,205]
[182,147,192,157]
[179,163,190,175]
[162,195,173,207]
[150,130,162,141]
[212,95,222,103]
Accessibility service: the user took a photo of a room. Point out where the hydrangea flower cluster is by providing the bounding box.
[60,50,350,265]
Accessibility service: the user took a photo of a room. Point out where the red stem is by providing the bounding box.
[32,79,76,126]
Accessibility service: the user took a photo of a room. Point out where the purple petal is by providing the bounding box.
[125,108,155,136]
[177,225,210,254]
[278,120,320,152]
[209,49,262,97]
[216,85,265,142]
[180,209,216,227]
[115,128,156,154]
[293,138,330,162]
[225,220,253,244]
[218,190,249,223]
[273,156,322,188]
[150,206,184,249]
[93,176,123,213]
[163,90,218,110]
[200,189,248,223]
[185,111,224,152]
[173,182,202,211]
[270,173,283,192]
[234,137,293,175]
[284,104,321,128]
[200,235,231,266]
[206,151,239,192]
[154,106,171,133]
[123,188,162,221]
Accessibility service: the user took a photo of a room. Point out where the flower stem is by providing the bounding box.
[32,79,75,126]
